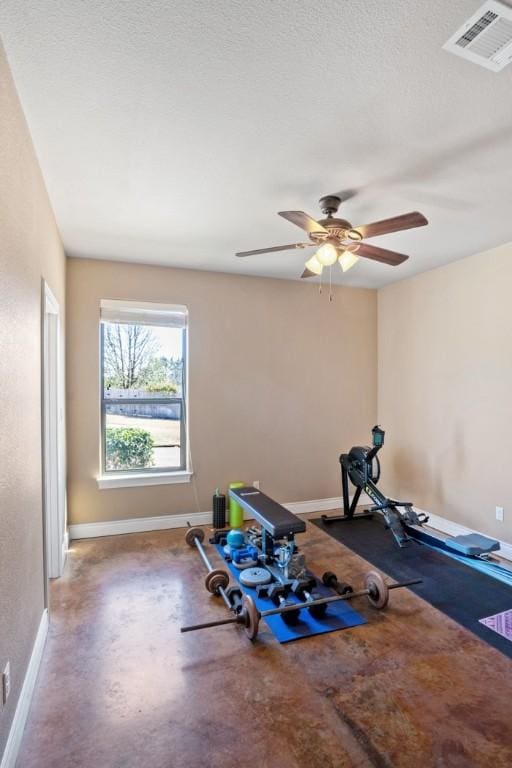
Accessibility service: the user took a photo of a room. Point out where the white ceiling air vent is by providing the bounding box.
[443,0,512,71]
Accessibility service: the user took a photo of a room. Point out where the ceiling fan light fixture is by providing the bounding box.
[338,250,359,272]
[304,254,323,275]
[346,229,363,241]
[314,242,338,266]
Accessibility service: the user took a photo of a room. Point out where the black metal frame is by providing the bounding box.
[321,426,425,547]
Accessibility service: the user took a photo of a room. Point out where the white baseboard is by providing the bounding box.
[286,497,341,516]
[420,508,512,563]
[61,530,69,569]
[69,510,213,539]
[68,496,344,540]
[0,610,48,768]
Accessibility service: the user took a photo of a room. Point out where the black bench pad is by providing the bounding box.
[229,487,306,538]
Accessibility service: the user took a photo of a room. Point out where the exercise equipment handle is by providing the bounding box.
[260,588,368,617]
[195,536,215,573]
[388,578,422,590]
[186,523,233,611]
[181,615,240,633]
[180,577,423,635]
[261,577,422,618]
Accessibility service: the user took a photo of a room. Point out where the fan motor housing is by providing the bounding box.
[319,195,342,215]
[315,217,353,240]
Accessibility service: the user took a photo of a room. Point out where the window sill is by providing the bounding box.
[97,471,193,490]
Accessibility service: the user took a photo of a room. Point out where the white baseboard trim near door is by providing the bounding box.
[69,511,213,540]
[0,610,48,768]
[61,530,69,569]
[420,508,512,563]
[68,496,344,540]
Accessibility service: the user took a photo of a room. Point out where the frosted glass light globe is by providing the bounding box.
[338,250,359,272]
[304,254,323,275]
[315,242,338,266]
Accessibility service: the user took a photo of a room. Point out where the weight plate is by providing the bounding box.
[185,527,204,547]
[239,567,272,587]
[241,595,260,640]
[232,558,258,570]
[205,568,229,594]
[365,570,389,609]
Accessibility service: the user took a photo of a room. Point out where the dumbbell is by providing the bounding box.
[267,583,300,625]
[225,585,244,612]
[291,577,327,618]
[322,571,354,596]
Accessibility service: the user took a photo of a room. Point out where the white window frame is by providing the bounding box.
[97,299,192,489]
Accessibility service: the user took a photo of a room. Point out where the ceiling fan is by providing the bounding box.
[236,195,428,278]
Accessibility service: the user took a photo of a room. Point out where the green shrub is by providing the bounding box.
[145,381,178,394]
[106,427,154,470]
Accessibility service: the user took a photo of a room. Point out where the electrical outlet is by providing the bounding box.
[496,506,504,522]
[253,480,260,489]
[2,662,10,705]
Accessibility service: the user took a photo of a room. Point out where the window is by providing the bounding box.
[99,300,189,486]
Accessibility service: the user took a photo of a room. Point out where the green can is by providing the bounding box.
[228,481,245,529]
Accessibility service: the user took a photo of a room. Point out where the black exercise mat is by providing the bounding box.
[313,514,512,659]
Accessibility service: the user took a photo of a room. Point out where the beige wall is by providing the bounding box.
[378,242,512,542]
[0,44,66,756]
[67,258,377,525]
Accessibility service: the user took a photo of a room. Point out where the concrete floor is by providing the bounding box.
[17,516,512,768]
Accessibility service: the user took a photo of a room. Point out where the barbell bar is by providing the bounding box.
[185,524,232,611]
[180,572,423,641]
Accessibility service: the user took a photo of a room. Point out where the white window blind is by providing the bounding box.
[100,299,188,329]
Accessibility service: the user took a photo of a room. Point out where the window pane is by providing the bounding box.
[105,403,182,471]
[103,322,184,399]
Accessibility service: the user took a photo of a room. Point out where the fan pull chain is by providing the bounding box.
[319,270,323,295]
[329,265,333,302]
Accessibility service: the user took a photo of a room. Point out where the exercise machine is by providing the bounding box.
[321,425,427,546]
[320,427,512,584]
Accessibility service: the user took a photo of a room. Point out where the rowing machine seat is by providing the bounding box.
[445,533,500,557]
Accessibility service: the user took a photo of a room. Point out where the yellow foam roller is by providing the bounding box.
[228,481,245,528]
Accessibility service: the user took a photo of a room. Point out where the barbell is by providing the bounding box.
[185,525,232,611]
[180,571,422,641]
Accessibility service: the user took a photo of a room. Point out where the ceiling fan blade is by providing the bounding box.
[357,243,409,266]
[327,187,358,203]
[278,211,329,235]
[236,243,311,257]
[300,268,317,278]
[351,211,428,240]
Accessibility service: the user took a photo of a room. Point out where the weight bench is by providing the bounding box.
[445,533,500,558]
[229,487,306,538]
[228,486,306,568]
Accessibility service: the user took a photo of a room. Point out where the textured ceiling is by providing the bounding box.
[1,0,512,288]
